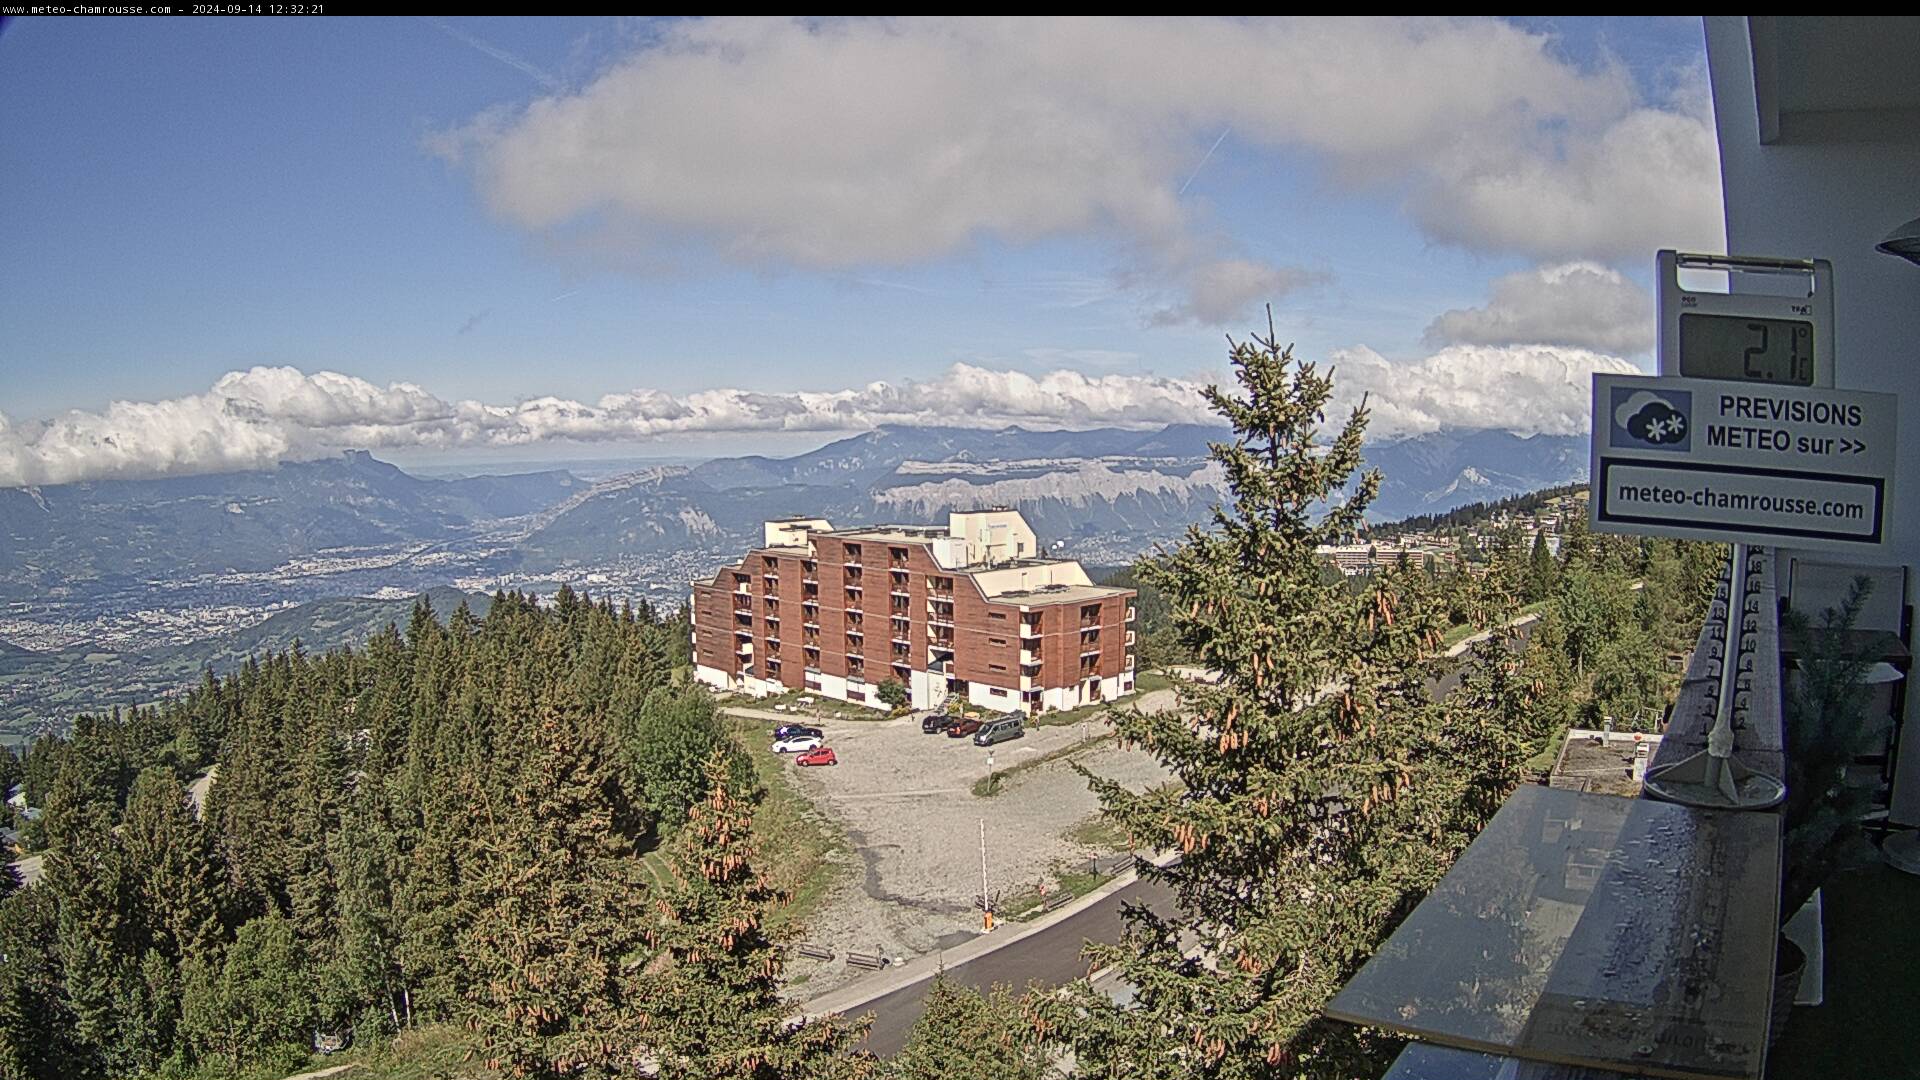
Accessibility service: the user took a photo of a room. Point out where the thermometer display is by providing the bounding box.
[1677,313,1816,386]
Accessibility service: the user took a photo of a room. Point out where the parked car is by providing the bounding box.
[946,717,983,738]
[772,734,823,754]
[973,716,1026,746]
[919,711,956,734]
[796,747,838,767]
[774,724,823,741]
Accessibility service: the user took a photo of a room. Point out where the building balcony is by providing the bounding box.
[1126,606,1136,623]
[890,589,910,600]
[1020,621,1041,638]
[1327,544,1800,1080]
[1125,629,1135,647]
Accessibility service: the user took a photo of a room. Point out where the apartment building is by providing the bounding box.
[690,509,1137,714]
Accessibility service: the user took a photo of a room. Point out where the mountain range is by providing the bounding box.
[0,451,577,600]
[1,425,1592,599]
[518,424,1590,565]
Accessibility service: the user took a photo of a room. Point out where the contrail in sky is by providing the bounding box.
[421,17,560,92]
[1179,126,1232,196]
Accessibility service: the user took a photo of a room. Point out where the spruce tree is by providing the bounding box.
[1034,330,1538,1077]
[459,645,650,1078]
[888,976,1045,1080]
[45,759,157,1077]
[120,767,225,964]
[0,888,79,1080]
[637,750,872,1080]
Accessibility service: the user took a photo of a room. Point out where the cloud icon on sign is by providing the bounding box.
[1614,390,1688,445]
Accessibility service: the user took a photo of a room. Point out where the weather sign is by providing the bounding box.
[1589,373,1897,553]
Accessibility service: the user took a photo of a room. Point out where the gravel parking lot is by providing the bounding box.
[741,690,1176,998]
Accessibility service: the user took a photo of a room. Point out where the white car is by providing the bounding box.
[772,734,823,754]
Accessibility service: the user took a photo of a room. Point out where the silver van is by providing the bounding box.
[972,715,1025,746]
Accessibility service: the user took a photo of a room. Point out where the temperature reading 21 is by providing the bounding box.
[1677,312,1817,387]
[1742,320,1814,384]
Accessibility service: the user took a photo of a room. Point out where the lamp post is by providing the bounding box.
[979,817,993,930]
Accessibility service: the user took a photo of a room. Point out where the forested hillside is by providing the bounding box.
[0,589,866,1079]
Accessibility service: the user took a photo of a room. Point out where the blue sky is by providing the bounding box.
[0,17,1723,483]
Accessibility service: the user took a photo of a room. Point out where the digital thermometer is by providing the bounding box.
[1657,250,1834,387]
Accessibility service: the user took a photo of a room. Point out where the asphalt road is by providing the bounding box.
[853,874,1176,1056]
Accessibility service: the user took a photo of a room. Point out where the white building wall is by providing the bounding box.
[909,669,948,710]
[967,681,1020,712]
[1707,17,1920,823]
[693,664,734,694]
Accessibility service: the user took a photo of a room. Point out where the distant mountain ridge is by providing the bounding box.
[0,452,580,600]
[0,425,1594,598]
[519,424,1592,566]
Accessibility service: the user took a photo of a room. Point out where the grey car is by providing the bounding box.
[972,716,1025,746]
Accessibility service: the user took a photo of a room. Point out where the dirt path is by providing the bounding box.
[281,1064,355,1080]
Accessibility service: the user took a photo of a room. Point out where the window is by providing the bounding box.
[989,611,1007,620]
[989,663,1007,672]
[989,687,1008,697]
[989,636,1007,646]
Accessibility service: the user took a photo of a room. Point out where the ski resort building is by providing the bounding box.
[690,510,1137,714]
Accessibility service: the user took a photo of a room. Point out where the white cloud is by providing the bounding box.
[1329,343,1640,440]
[1409,106,1726,260]
[0,365,1219,487]
[1149,259,1328,327]
[438,17,1722,289]
[1,342,1643,487]
[1425,262,1655,353]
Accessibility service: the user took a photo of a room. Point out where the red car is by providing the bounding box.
[796,747,838,767]
[946,718,982,738]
